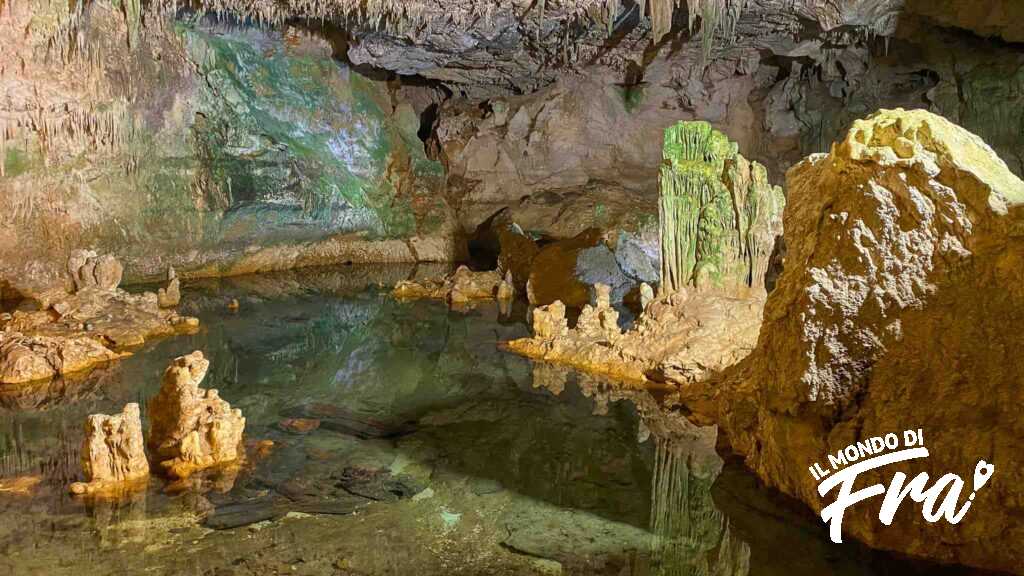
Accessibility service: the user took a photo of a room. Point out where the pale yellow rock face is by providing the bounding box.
[69,403,149,496]
[147,351,245,479]
[720,109,1024,573]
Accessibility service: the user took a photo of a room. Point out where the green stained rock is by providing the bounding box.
[658,121,784,295]
[180,25,439,240]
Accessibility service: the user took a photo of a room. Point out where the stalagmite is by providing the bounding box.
[658,121,783,297]
[157,267,181,308]
[147,351,245,479]
[69,403,149,496]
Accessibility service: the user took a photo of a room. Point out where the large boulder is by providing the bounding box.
[719,109,1024,573]
[525,229,633,308]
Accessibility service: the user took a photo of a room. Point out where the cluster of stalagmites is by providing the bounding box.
[69,351,245,496]
[0,252,194,385]
[507,121,779,384]
[658,120,784,297]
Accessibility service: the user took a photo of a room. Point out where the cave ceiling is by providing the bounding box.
[187,0,1021,96]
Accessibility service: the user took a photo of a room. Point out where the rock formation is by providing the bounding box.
[705,109,1024,573]
[510,285,762,384]
[157,268,181,309]
[524,228,650,308]
[148,351,246,479]
[509,126,775,384]
[68,250,124,293]
[69,403,149,496]
[393,265,503,304]
[658,121,784,296]
[530,301,570,340]
[0,253,199,384]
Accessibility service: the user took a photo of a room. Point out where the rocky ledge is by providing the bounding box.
[0,252,198,385]
[506,283,763,385]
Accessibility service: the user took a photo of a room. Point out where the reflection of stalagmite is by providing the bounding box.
[649,436,750,576]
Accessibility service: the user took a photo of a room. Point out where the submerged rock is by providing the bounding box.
[333,466,426,502]
[148,351,246,479]
[715,109,1024,573]
[69,403,149,496]
[279,403,415,439]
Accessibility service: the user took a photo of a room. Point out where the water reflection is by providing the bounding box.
[650,437,749,576]
[0,265,996,575]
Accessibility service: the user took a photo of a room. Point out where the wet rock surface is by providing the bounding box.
[510,286,764,385]
[0,255,199,384]
[392,265,503,305]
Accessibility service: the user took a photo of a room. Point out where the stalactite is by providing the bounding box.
[658,121,783,296]
[123,0,142,47]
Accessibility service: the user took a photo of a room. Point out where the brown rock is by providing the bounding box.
[392,265,502,303]
[0,332,124,384]
[68,250,123,293]
[0,475,42,495]
[526,228,604,307]
[279,418,321,434]
[157,268,181,308]
[0,277,197,384]
[715,109,1024,573]
[148,351,246,479]
[69,403,149,496]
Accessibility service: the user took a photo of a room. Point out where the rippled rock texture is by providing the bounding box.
[714,109,1024,573]
[658,121,784,296]
[148,351,246,479]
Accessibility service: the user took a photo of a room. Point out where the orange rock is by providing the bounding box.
[69,403,149,497]
[278,418,321,434]
[147,351,245,479]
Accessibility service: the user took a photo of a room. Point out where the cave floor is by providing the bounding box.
[0,266,987,575]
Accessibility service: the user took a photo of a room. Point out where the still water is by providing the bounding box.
[0,265,986,575]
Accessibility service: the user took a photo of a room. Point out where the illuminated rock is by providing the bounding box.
[148,351,245,479]
[69,403,149,496]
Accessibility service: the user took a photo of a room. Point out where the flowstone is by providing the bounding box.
[658,121,784,296]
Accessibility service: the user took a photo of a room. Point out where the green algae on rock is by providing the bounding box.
[0,6,450,298]
[658,121,784,297]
